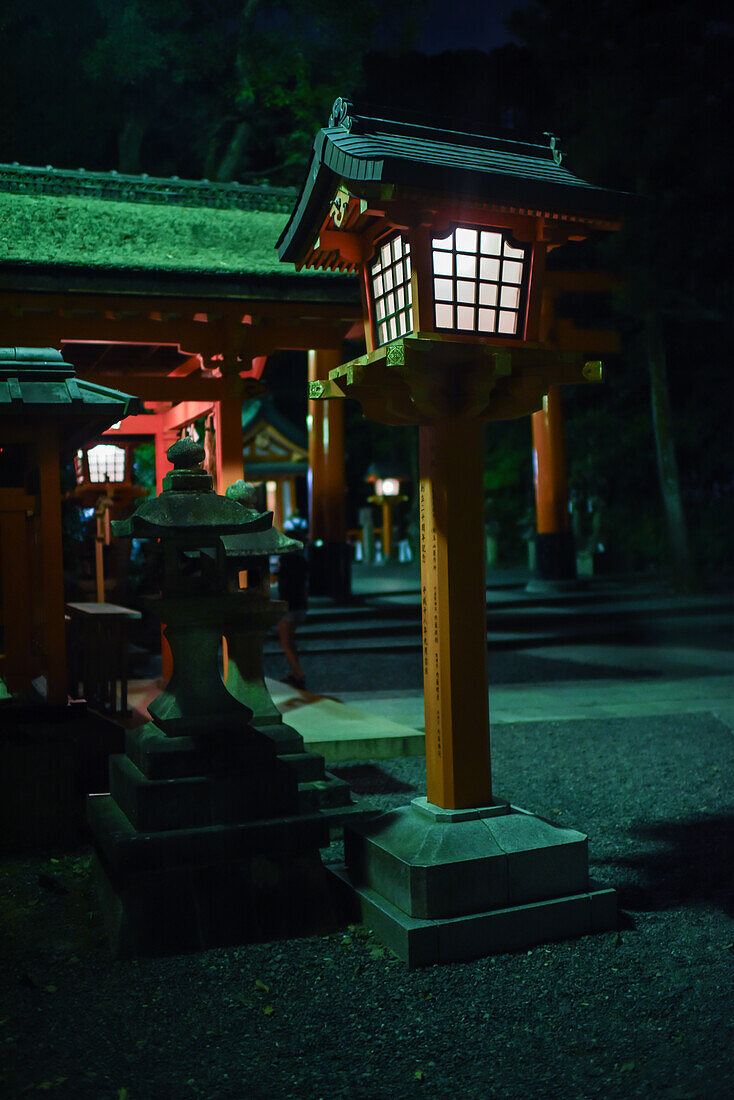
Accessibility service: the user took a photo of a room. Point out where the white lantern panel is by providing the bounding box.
[455,227,478,252]
[502,260,523,284]
[433,251,453,276]
[87,443,126,483]
[481,231,502,255]
[435,303,454,328]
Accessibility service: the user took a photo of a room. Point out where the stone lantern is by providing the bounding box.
[87,438,350,957]
[277,100,632,965]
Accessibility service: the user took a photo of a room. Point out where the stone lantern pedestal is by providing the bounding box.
[87,441,355,957]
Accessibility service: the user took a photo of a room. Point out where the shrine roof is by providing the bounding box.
[0,346,140,444]
[277,101,636,268]
[241,394,308,452]
[0,163,356,300]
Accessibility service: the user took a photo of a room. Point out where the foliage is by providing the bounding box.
[132,442,156,493]
[508,0,734,580]
[483,420,533,561]
[0,0,423,180]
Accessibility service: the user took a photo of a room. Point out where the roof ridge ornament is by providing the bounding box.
[543,132,563,166]
[330,97,354,132]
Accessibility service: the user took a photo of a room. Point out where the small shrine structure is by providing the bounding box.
[241,393,309,529]
[0,347,139,703]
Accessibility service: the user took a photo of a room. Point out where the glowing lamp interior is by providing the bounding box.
[432,226,528,337]
[86,443,126,483]
[369,234,414,347]
[375,477,400,497]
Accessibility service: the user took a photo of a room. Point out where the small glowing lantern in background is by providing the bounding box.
[71,434,147,602]
[76,442,126,484]
[365,463,407,559]
[278,101,633,964]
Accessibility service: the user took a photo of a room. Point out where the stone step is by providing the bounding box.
[297,774,353,813]
[278,751,325,782]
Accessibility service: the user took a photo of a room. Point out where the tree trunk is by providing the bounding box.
[644,310,692,588]
[214,120,251,181]
[118,116,146,175]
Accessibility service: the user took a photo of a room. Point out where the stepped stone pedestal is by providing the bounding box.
[333,797,616,967]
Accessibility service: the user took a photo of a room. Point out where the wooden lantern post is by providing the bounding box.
[277,102,633,962]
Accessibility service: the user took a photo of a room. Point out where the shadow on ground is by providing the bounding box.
[330,763,418,795]
[594,813,734,917]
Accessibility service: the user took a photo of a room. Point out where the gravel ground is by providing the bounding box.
[2,711,733,1099]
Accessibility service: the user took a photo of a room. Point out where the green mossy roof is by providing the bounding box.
[0,190,311,276]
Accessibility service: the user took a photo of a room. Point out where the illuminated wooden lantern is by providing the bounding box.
[365,463,407,559]
[71,437,148,602]
[278,102,633,966]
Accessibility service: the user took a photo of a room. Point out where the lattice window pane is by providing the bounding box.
[500,285,521,309]
[456,227,478,252]
[369,232,415,347]
[481,231,502,255]
[502,260,523,284]
[457,305,476,330]
[433,251,453,276]
[432,225,528,338]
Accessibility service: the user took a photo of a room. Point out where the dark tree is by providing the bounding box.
[506,0,734,585]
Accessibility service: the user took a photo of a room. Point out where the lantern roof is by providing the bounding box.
[112,438,272,541]
[277,99,636,272]
[0,346,141,445]
[220,481,303,559]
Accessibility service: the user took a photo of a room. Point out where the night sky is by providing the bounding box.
[413,0,521,53]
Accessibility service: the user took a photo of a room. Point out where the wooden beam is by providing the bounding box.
[167,354,203,377]
[0,289,360,324]
[163,400,217,432]
[83,374,238,402]
[214,379,245,493]
[103,412,166,436]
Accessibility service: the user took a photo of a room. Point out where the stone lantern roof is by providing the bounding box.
[111,438,271,540]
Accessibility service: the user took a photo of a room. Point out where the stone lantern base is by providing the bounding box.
[89,796,355,958]
[332,798,616,967]
[87,719,361,958]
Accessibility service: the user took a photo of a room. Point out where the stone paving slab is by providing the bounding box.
[330,673,734,739]
[266,679,425,762]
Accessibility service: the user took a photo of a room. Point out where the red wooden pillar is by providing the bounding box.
[307,349,350,601]
[214,375,245,494]
[531,385,576,581]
